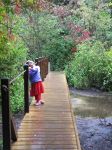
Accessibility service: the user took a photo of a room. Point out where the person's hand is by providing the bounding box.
[29,67,31,70]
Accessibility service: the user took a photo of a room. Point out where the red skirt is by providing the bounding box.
[30,81,44,96]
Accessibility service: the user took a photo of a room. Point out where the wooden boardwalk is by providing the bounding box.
[12,72,81,150]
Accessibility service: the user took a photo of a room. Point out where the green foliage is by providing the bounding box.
[36,13,74,70]
[0,8,28,113]
[2,0,10,5]
[44,37,73,70]
[26,12,74,70]
[65,40,112,91]
[10,77,24,113]
[21,11,45,60]
[0,34,10,60]
[106,47,112,57]
[0,39,28,78]
[0,38,28,113]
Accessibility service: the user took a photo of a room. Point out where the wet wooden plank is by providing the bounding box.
[12,72,81,150]
[12,145,78,150]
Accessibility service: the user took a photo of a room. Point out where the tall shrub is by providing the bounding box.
[65,40,112,91]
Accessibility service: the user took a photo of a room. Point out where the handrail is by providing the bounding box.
[9,70,26,84]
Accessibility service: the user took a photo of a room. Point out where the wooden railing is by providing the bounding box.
[0,57,48,150]
[35,57,49,81]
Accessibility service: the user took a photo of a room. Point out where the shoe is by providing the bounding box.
[35,101,41,106]
[40,100,45,104]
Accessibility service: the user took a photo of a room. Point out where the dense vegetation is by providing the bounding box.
[65,40,112,91]
[64,0,112,91]
[0,0,112,113]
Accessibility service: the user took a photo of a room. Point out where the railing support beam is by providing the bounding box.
[24,64,29,114]
[1,79,11,150]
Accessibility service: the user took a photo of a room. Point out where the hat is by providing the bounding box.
[26,60,35,66]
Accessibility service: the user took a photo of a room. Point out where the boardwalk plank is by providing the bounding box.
[12,72,81,150]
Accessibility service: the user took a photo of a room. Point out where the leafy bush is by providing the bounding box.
[10,77,24,113]
[65,40,112,91]
[44,37,73,70]
[0,38,28,113]
[0,40,27,75]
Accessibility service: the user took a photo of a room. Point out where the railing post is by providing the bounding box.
[1,79,11,150]
[40,58,44,81]
[43,58,46,79]
[35,58,44,81]
[24,64,29,114]
[45,58,48,77]
[11,116,17,142]
[35,58,39,66]
[35,57,49,80]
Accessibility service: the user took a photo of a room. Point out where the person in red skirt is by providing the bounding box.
[27,60,44,106]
